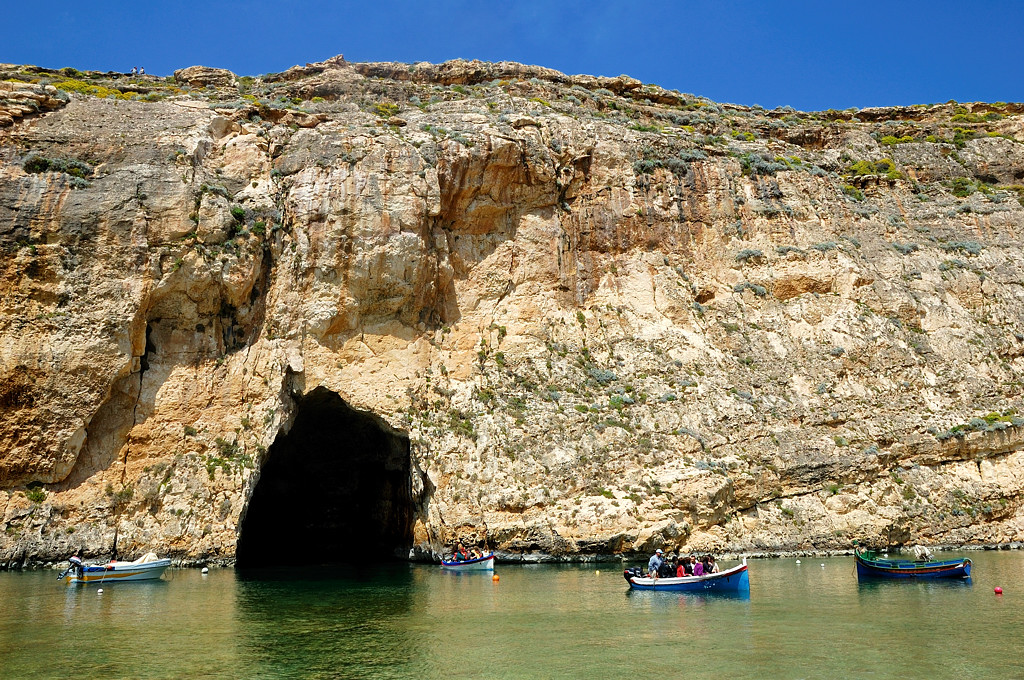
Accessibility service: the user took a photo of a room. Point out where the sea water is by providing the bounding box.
[1,551,1021,679]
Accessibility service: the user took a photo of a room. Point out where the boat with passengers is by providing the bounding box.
[441,552,495,571]
[624,558,749,592]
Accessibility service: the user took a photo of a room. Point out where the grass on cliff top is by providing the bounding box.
[47,76,184,102]
[53,78,137,100]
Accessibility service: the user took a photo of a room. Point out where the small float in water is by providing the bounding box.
[854,545,971,580]
[58,553,172,585]
[440,553,495,571]
[623,558,750,592]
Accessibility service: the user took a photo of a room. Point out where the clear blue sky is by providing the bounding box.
[4,1,1022,111]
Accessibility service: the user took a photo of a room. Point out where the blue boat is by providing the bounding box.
[623,558,749,592]
[854,546,971,579]
[440,553,494,571]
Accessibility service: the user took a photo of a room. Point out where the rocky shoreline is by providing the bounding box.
[5,540,1022,572]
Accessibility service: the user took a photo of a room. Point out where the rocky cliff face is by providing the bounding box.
[3,57,1024,565]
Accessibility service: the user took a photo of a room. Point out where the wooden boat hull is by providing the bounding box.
[624,560,749,592]
[854,550,970,579]
[63,558,171,584]
[440,554,494,571]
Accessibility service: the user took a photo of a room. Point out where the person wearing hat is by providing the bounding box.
[647,548,665,577]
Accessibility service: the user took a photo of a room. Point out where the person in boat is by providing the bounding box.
[469,546,483,559]
[647,548,664,577]
[707,556,720,573]
[675,556,686,578]
[658,554,675,578]
[693,556,705,576]
[452,543,469,562]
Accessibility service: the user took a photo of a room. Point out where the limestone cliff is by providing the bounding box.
[3,57,1024,565]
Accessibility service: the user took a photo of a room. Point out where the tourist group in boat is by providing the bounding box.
[646,548,721,577]
[622,547,750,592]
[448,542,486,563]
[441,542,496,571]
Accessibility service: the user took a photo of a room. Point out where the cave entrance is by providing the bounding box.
[236,387,414,567]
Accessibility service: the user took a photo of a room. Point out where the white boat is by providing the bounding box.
[59,553,171,584]
[440,553,495,571]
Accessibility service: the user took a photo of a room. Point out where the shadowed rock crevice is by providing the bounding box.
[236,387,414,566]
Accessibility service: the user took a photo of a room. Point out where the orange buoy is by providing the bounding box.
[995,587,1003,595]
[492,574,499,582]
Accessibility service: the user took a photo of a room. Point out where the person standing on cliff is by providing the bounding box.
[647,548,664,577]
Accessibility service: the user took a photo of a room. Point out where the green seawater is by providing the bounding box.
[1,551,1021,679]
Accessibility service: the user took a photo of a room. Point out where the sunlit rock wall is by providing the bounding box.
[2,58,1024,564]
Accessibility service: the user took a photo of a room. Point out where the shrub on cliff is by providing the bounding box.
[677,148,707,162]
[372,102,399,118]
[950,177,977,197]
[842,184,865,201]
[735,248,764,263]
[879,135,916,146]
[739,153,787,177]
[587,367,618,385]
[845,158,903,180]
[951,127,982,148]
[733,281,767,297]
[941,240,984,256]
[23,154,93,178]
[25,483,46,503]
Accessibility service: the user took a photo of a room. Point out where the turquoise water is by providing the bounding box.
[1,552,1021,679]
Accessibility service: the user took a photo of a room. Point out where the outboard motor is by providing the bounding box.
[623,567,643,582]
[58,556,84,581]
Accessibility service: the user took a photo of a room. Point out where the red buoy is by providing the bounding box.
[994,587,1003,595]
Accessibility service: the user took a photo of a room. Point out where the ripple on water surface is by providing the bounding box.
[1,553,1022,679]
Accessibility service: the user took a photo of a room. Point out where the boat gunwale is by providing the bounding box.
[61,556,172,584]
[440,552,495,567]
[78,558,173,573]
[626,560,748,587]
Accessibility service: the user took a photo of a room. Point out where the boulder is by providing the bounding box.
[174,65,237,88]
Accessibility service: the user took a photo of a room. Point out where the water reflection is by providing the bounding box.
[234,563,423,679]
[1,552,1022,679]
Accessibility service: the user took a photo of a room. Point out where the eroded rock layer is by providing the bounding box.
[3,57,1024,564]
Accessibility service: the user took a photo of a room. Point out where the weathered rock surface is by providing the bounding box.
[173,66,236,88]
[0,81,67,127]
[2,56,1024,565]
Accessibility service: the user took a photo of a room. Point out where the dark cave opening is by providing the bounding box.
[236,387,414,567]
